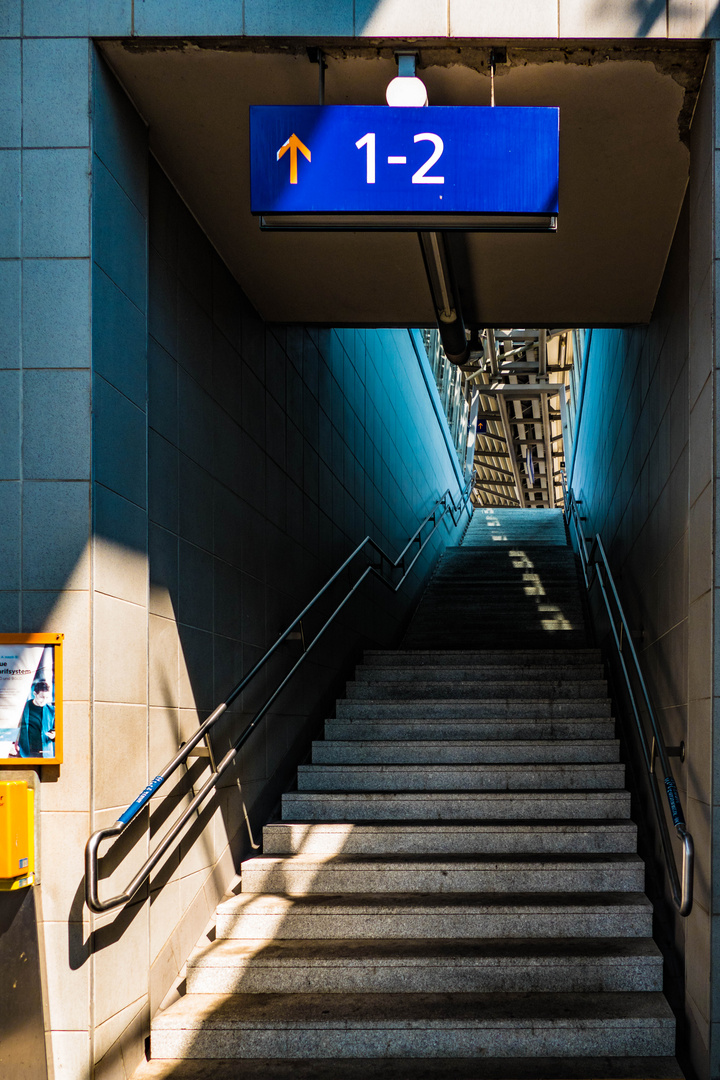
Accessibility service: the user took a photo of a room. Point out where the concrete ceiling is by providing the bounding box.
[101,40,706,327]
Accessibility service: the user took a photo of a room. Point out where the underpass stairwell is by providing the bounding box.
[142,508,682,1079]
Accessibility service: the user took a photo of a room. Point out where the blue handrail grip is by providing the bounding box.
[664,776,686,830]
[117,775,166,826]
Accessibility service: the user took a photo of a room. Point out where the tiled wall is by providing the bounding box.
[0,44,468,1080]
[568,52,718,1080]
[0,27,95,1080]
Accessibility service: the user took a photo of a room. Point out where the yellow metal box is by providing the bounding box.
[0,781,33,882]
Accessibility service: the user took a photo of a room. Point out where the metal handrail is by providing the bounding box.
[563,479,693,917]
[85,483,472,913]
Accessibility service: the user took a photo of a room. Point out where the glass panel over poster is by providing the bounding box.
[0,634,63,766]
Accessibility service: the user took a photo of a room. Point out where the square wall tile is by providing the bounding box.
[23,148,90,258]
[0,39,20,147]
[23,38,90,149]
[24,0,131,35]
[23,481,90,590]
[0,260,20,368]
[149,522,178,619]
[92,53,148,215]
[94,483,148,607]
[0,369,20,478]
[92,157,147,312]
[0,591,20,629]
[93,375,146,508]
[94,702,148,810]
[23,258,91,368]
[560,0,666,36]
[41,921,90,1030]
[149,613,179,708]
[147,337,178,443]
[134,0,243,35]
[0,481,21,589]
[23,369,91,480]
[38,810,89,921]
[0,0,20,36]
[92,263,146,406]
[358,0,447,33]
[450,0,557,36]
[92,901,149,1027]
[0,150,20,256]
[148,431,178,533]
[94,592,147,704]
[245,0,352,35]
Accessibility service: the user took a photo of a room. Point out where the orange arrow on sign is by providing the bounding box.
[277,133,311,185]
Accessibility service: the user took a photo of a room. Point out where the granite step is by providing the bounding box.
[345,680,608,701]
[261,820,638,856]
[280,790,631,821]
[185,937,663,995]
[353,665,605,682]
[130,1054,686,1079]
[324,717,616,741]
[310,738,620,765]
[335,699,612,719]
[150,991,676,1060]
[362,649,601,666]
[240,853,645,895]
[295,762,625,792]
[215,891,653,940]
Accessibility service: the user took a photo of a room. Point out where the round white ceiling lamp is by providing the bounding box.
[385,76,428,107]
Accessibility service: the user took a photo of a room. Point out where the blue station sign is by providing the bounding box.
[250,105,559,229]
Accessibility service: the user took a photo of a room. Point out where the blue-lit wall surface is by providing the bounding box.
[0,46,467,1080]
[568,59,716,1078]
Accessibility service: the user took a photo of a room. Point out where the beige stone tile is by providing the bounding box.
[669,0,710,38]
[94,536,148,610]
[38,811,89,922]
[171,876,215,966]
[149,613,179,708]
[689,379,713,506]
[687,696,712,804]
[148,705,180,776]
[688,589,713,701]
[150,932,181,1016]
[149,877,181,967]
[94,592,147,705]
[40,921,90,1031]
[689,156,712,300]
[94,993,148,1066]
[47,1029,91,1080]
[689,270,713,410]
[41,700,90,812]
[689,481,713,603]
[686,898,711,1023]
[93,899,149,1027]
[94,703,148,813]
[179,802,220,878]
[560,0,666,35]
[177,625,214,711]
[686,794,711,912]
[22,589,90,702]
[357,0,447,36]
[451,0,557,36]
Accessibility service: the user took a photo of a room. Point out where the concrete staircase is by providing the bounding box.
[140,508,682,1080]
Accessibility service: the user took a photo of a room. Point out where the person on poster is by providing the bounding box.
[12,680,55,758]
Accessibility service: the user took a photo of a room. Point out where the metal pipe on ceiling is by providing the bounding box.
[418,231,469,365]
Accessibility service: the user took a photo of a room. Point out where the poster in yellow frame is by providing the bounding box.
[0,634,63,766]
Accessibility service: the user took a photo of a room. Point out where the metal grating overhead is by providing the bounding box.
[464,329,574,509]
